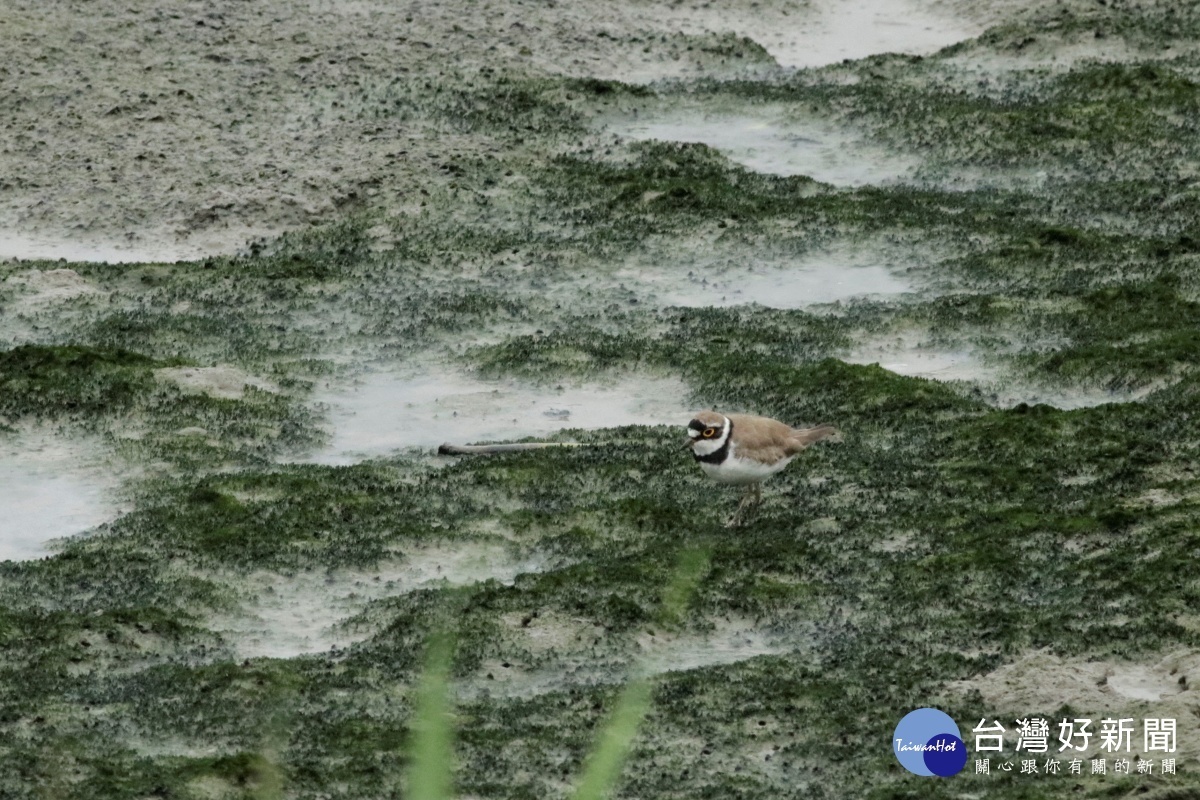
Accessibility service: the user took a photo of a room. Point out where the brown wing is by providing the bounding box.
[725,413,799,465]
[726,414,840,464]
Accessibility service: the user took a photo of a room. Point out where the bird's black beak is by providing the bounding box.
[682,438,694,450]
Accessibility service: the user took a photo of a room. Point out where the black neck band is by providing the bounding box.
[693,419,732,465]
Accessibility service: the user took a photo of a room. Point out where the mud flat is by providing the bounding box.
[0,0,989,262]
[4,0,1200,798]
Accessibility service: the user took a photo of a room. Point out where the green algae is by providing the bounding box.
[1028,275,1200,389]
[954,1,1200,56]
[4,384,1200,796]
[6,5,1200,800]
[0,344,162,422]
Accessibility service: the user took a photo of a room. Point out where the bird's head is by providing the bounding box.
[684,411,729,454]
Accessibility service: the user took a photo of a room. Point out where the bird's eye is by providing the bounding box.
[703,428,716,438]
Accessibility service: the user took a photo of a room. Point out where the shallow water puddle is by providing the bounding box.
[213,541,547,660]
[0,432,119,561]
[845,340,998,382]
[847,338,1162,410]
[613,0,983,81]
[311,368,692,464]
[626,247,914,309]
[609,113,918,187]
[765,0,982,69]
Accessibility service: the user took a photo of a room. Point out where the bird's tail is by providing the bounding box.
[791,424,842,447]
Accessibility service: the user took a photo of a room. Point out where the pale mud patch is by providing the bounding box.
[606,110,919,187]
[873,531,917,553]
[2,267,103,303]
[154,366,279,400]
[848,333,1166,410]
[846,337,1001,383]
[0,427,123,561]
[0,231,217,265]
[941,19,1200,81]
[945,649,1200,762]
[1132,489,1183,509]
[466,616,801,699]
[621,240,916,309]
[911,164,1056,193]
[125,737,230,760]
[633,617,794,675]
[309,366,692,465]
[993,383,1164,411]
[480,611,604,689]
[499,609,594,657]
[1,266,109,343]
[211,540,547,660]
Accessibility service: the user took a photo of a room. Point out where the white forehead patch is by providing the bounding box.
[687,428,701,438]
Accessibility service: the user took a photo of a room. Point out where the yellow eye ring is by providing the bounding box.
[703,429,715,438]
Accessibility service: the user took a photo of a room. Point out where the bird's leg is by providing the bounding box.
[726,484,766,527]
[725,485,756,528]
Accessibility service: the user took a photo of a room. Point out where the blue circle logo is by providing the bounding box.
[893,708,967,777]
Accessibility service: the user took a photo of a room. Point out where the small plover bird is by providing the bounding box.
[685,411,840,527]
